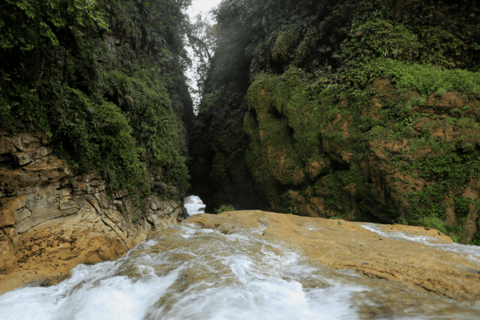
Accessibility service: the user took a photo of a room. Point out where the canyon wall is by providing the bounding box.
[188,0,480,243]
[245,65,480,244]
[0,129,183,290]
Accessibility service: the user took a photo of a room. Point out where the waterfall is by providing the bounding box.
[184,195,206,215]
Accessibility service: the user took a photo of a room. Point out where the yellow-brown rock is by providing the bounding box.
[185,211,480,302]
[0,130,183,293]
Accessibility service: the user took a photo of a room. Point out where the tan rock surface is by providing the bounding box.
[0,131,183,293]
[184,211,480,302]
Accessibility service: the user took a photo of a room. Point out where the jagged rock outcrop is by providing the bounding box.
[0,129,183,291]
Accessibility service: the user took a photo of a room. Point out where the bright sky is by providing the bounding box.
[187,0,222,18]
[186,0,222,112]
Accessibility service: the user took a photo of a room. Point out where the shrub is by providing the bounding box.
[215,205,235,214]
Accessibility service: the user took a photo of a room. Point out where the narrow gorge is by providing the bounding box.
[1,0,480,319]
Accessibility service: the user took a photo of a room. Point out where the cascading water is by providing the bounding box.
[184,195,206,215]
[1,217,480,320]
[0,224,361,320]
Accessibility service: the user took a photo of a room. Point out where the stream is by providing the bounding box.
[1,196,480,320]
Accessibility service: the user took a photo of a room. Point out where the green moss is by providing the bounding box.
[247,56,480,229]
[102,69,189,194]
[1,0,192,197]
[342,57,480,105]
[454,197,473,215]
[445,216,474,243]
[405,184,448,222]
[408,149,480,185]
[215,0,480,240]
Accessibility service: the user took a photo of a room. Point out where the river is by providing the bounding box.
[1,196,480,319]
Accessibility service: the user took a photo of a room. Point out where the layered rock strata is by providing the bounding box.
[0,130,182,292]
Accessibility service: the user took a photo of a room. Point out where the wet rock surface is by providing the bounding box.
[2,210,479,320]
[186,211,480,302]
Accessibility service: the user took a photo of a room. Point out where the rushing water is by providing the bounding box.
[184,195,206,215]
[1,215,480,319]
[361,224,480,265]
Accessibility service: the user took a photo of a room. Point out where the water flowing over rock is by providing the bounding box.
[1,210,479,319]
[184,195,206,215]
[0,130,183,292]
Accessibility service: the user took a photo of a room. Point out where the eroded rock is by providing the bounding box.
[0,131,183,292]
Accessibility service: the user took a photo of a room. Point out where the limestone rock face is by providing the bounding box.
[0,129,182,289]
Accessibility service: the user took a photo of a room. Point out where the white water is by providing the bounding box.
[1,222,480,319]
[184,195,206,215]
[0,224,366,320]
[360,224,480,265]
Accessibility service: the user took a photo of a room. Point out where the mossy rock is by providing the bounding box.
[245,58,480,243]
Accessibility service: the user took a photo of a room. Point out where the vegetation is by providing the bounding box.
[215,204,235,214]
[3,0,480,244]
[190,0,480,244]
[0,0,194,196]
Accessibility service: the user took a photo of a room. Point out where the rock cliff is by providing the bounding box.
[245,63,480,244]
[0,129,183,292]
[188,0,480,244]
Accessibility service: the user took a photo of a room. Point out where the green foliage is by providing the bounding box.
[102,68,190,193]
[340,57,480,98]
[215,204,235,214]
[191,0,480,243]
[375,59,480,96]
[454,197,473,215]
[403,152,480,227]
[435,87,447,97]
[288,206,299,215]
[131,214,137,223]
[393,217,408,225]
[0,0,108,51]
[471,217,480,246]
[417,216,447,235]
[54,88,144,187]
[1,0,193,196]
[408,149,480,186]
[348,20,421,61]
[342,0,480,70]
